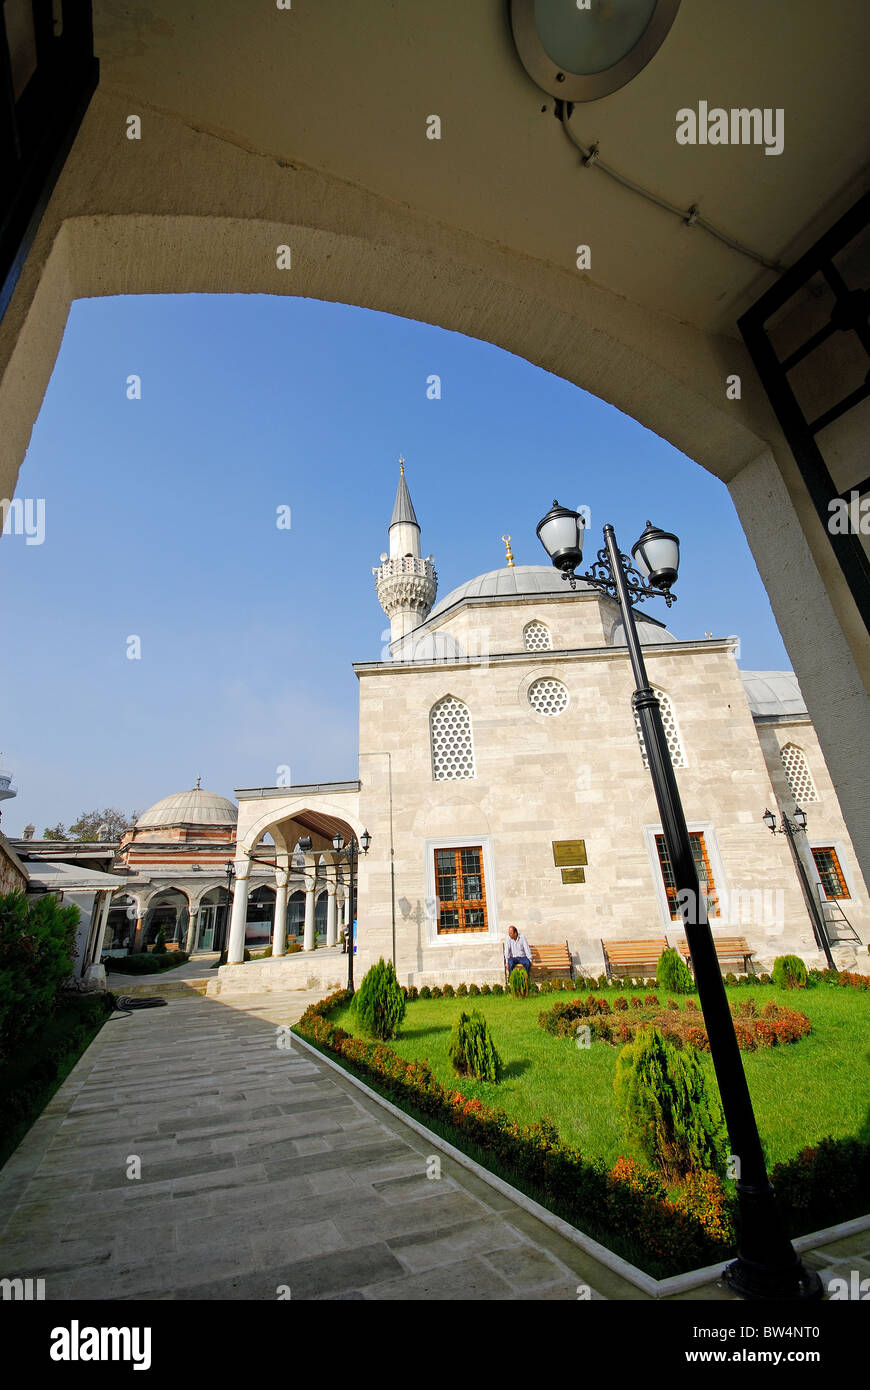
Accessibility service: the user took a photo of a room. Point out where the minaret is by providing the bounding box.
[373,460,437,648]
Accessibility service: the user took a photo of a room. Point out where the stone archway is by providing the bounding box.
[1,86,868,883]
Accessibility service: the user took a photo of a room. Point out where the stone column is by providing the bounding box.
[326,868,338,946]
[227,855,252,964]
[302,857,317,952]
[273,860,290,957]
[132,895,150,952]
[95,891,112,963]
[184,900,199,956]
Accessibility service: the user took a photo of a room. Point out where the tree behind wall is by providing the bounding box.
[0,892,79,1063]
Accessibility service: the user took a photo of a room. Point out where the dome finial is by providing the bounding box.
[194,774,201,790]
[398,455,405,476]
[502,534,515,567]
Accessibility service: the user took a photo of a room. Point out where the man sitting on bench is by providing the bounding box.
[505,924,532,981]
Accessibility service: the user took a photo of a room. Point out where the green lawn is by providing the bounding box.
[331,983,870,1169]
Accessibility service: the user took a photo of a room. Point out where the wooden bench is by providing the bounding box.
[601,938,669,982]
[505,941,574,982]
[672,936,756,975]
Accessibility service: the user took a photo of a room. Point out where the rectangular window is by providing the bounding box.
[655,832,719,920]
[812,847,850,900]
[434,846,488,934]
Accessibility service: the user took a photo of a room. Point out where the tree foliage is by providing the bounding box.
[67,808,138,842]
[614,1026,728,1182]
[0,891,79,1062]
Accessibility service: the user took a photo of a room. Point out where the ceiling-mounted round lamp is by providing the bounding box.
[510,0,682,103]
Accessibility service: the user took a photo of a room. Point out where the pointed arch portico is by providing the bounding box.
[226,783,363,963]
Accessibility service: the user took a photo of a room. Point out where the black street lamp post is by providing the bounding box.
[763,807,835,969]
[220,859,235,955]
[536,501,822,1302]
[332,828,372,993]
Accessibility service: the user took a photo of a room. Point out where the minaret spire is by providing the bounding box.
[373,461,437,652]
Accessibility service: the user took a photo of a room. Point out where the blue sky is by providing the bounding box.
[0,293,790,836]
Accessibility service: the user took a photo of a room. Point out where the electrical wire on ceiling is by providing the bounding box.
[556,102,787,275]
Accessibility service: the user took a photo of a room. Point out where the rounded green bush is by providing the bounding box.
[418,985,431,999]
[456,983,468,997]
[772,955,808,990]
[351,958,406,1040]
[656,947,694,995]
[442,983,455,998]
[491,983,504,996]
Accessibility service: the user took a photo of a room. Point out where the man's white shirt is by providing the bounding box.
[505,933,531,962]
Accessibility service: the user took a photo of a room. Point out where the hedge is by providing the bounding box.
[294,989,870,1278]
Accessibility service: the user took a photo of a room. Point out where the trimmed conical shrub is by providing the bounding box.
[614,1026,728,1182]
[508,965,529,998]
[448,1010,503,1082]
[656,947,694,995]
[351,958,406,1040]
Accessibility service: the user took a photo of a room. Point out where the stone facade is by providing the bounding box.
[354,586,867,984]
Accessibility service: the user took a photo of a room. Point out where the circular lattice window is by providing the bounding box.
[528,677,568,716]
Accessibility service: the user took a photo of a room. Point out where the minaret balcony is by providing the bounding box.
[372,556,436,583]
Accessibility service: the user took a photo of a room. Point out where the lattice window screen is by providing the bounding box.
[430,695,476,780]
[523,620,552,652]
[634,690,687,769]
[528,677,568,716]
[780,743,818,803]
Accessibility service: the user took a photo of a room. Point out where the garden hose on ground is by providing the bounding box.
[108,993,169,1017]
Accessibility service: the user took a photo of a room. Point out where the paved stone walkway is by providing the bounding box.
[0,992,864,1300]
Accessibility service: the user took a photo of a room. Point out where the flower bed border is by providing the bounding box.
[294,988,870,1282]
[292,1028,870,1299]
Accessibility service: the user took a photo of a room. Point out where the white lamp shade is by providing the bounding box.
[631,522,679,589]
[536,501,584,572]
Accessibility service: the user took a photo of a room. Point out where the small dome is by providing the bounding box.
[430,564,590,617]
[136,784,237,829]
[394,631,465,661]
[741,671,807,718]
[608,617,678,647]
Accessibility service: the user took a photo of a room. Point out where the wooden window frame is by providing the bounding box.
[811,846,850,900]
[654,832,720,921]
[433,845,489,935]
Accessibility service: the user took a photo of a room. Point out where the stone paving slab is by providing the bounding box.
[0,989,865,1301]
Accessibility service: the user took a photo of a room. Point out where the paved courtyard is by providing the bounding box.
[0,989,864,1301]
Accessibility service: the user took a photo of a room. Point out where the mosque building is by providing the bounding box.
[101,779,349,957]
[202,466,868,996]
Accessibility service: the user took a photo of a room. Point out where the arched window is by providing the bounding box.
[634,689,686,769]
[430,694,476,780]
[523,620,552,652]
[780,743,818,803]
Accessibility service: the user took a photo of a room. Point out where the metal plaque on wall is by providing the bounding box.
[552,839,587,867]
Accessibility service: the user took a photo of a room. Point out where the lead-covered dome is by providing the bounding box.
[136,783,237,828]
[429,564,591,617]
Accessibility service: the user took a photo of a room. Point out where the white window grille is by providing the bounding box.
[528,677,568,716]
[523,620,552,652]
[780,743,818,803]
[634,690,686,769]
[430,695,476,780]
